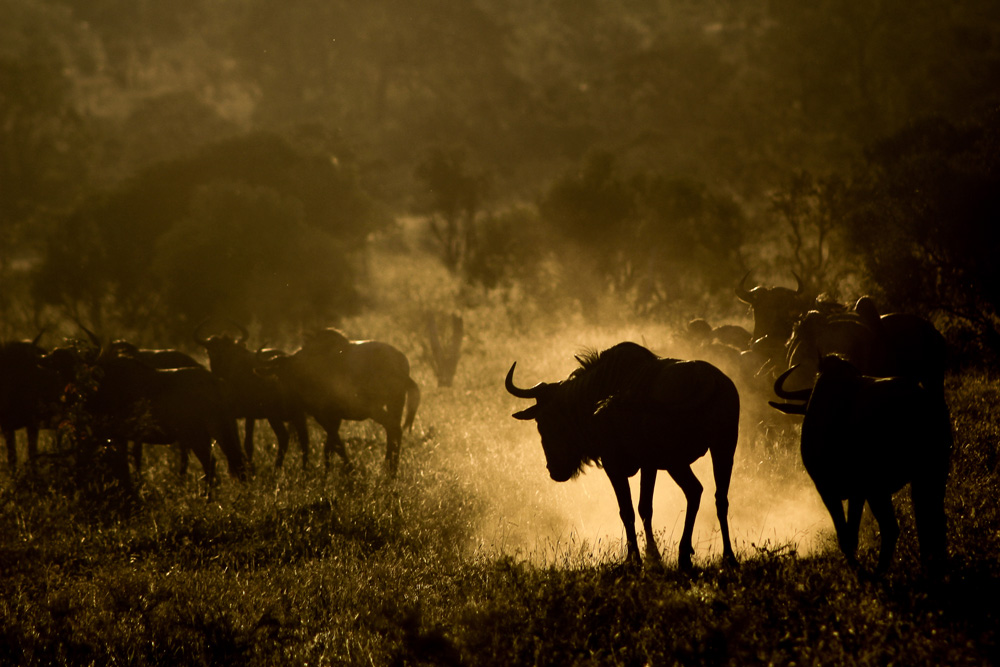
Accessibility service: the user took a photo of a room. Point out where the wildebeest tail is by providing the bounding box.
[403,377,421,431]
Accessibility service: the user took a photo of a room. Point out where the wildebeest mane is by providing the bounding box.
[560,343,676,456]
[570,343,663,403]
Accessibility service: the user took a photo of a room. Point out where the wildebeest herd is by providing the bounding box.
[508,273,952,577]
[2,274,953,578]
[0,322,419,494]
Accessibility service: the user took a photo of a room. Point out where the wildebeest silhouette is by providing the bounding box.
[194,320,310,469]
[783,309,878,392]
[256,328,420,477]
[108,340,203,371]
[780,298,948,416]
[770,355,952,575]
[107,338,205,475]
[0,334,60,470]
[505,342,740,569]
[45,347,248,491]
[736,270,811,375]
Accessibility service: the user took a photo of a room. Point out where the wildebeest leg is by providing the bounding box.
[188,437,217,488]
[844,497,865,561]
[867,494,900,574]
[911,477,948,572]
[109,438,133,495]
[243,418,256,464]
[131,441,144,484]
[382,420,403,478]
[26,426,38,468]
[666,464,703,571]
[817,488,855,567]
[384,395,406,477]
[711,446,738,565]
[3,429,15,468]
[292,414,310,469]
[607,472,641,565]
[317,417,350,473]
[267,418,290,468]
[638,468,661,562]
[178,446,190,477]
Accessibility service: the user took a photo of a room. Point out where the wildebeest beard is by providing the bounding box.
[539,344,666,479]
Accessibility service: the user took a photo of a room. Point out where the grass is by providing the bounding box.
[2,329,999,665]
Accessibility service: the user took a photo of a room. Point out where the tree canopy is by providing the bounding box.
[33,131,380,339]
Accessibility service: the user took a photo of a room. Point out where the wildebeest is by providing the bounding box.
[106,338,205,474]
[0,334,59,470]
[784,298,947,398]
[505,342,740,569]
[687,319,752,352]
[47,349,248,490]
[194,321,310,468]
[858,301,948,400]
[108,340,203,370]
[736,271,811,373]
[256,328,420,476]
[783,310,878,392]
[685,319,755,391]
[770,355,952,575]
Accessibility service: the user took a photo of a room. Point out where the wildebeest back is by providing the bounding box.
[595,357,740,471]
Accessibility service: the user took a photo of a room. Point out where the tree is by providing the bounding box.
[107,91,240,177]
[154,182,361,338]
[33,131,380,340]
[631,175,746,313]
[538,151,636,316]
[537,151,747,318]
[0,0,98,297]
[841,110,1000,357]
[414,149,487,276]
[768,171,850,296]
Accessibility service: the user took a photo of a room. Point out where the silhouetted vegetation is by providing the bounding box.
[31,132,380,339]
[841,109,1000,361]
[2,0,998,343]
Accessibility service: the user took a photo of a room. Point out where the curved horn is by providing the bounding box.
[736,270,754,304]
[792,272,805,295]
[193,319,212,347]
[80,326,101,349]
[504,362,547,399]
[77,326,103,363]
[230,319,249,345]
[772,364,812,402]
[769,400,808,416]
[255,347,285,364]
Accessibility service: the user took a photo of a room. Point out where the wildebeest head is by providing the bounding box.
[194,320,251,373]
[769,354,864,415]
[505,361,597,482]
[736,270,810,350]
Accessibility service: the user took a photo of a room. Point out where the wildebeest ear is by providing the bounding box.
[512,405,540,421]
[768,400,807,415]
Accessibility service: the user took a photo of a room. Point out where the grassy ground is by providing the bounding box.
[2,329,999,665]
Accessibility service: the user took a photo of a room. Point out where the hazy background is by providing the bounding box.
[2,0,999,560]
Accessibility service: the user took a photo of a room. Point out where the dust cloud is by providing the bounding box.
[402,311,835,568]
[466,425,831,567]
